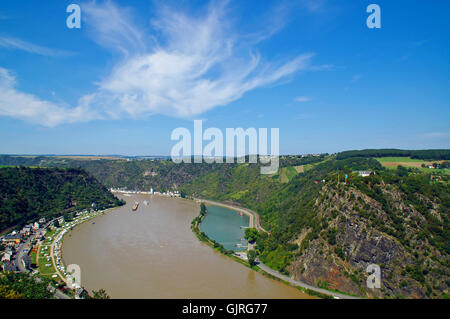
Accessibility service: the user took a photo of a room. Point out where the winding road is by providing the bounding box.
[257,263,359,299]
[195,197,360,299]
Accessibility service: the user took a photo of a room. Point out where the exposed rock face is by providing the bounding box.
[287,184,447,299]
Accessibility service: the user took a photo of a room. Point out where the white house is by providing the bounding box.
[354,170,373,177]
[1,252,12,262]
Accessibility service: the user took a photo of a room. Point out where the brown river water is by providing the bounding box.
[62,194,310,298]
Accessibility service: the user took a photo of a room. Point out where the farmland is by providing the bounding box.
[375,157,449,174]
[376,156,444,167]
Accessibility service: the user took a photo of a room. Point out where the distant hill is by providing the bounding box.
[0,167,124,232]
[336,149,450,160]
[0,154,327,191]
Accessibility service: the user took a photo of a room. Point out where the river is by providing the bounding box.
[62,194,310,298]
[201,205,249,251]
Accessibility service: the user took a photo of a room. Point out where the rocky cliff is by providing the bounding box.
[287,182,448,298]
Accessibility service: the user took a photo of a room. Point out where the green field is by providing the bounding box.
[374,156,449,175]
[375,157,427,163]
[279,166,298,183]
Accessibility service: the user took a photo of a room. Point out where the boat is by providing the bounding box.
[132,202,139,211]
[143,200,149,206]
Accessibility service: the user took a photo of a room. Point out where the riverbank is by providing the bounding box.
[190,198,360,299]
[190,205,327,299]
[43,207,118,296]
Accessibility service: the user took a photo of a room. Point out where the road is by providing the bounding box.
[194,197,360,299]
[15,221,53,272]
[257,263,359,299]
[15,233,36,272]
[12,218,71,299]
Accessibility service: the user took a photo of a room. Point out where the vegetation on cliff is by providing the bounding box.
[0,272,53,299]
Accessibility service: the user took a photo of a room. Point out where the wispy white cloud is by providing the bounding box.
[0,36,73,57]
[82,0,146,56]
[0,0,321,126]
[294,96,312,103]
[0,68,99,126]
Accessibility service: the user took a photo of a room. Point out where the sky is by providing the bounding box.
[0,0,449,155]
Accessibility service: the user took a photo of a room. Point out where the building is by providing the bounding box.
[1,251,12,262]
[20,227,31,236]
[2,234,22,246]
[2,261,18,272]
[354,170,373,177]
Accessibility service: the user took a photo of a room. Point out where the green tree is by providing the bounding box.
[248,250,257,266]
[0,272,53,299]
[92,288,110,299]
[244,228,258,243]
[200,203,207,216]
[397,165,408,177]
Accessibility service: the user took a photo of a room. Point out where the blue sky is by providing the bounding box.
[0,0,449,155]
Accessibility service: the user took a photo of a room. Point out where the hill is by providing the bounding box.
[0,167,124,232]
[182,158,449,298]
[0,154,327,191]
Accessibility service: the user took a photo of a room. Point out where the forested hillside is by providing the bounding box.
[0,155,326,191]
[0,167,123,232]
[182,158,449,298]
[336,149,450,160]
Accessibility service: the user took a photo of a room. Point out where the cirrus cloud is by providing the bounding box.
[0,0,322,127]
[294,96,312,103]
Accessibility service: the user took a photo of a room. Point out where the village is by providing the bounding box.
[0,206,109,299]
[110,187,182,198]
